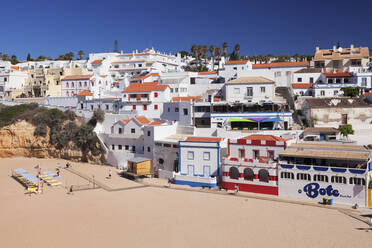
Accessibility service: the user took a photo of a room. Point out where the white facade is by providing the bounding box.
[225,80,275,103]
[0,67,27,99]
[175,138,222,187]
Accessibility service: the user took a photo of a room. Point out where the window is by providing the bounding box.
[313,174,328,182]
[164,144,171,147]
[118,128,122,134]
[229,167,240,179]
[175,107,179,112]
[275,72,281,77]
[132,146,136,152]
[170,88,173,93]
[310,77,314,83]
[297,173,311,181]
[175,88,178,93]
[239,149,245,158]
[147,131,151,136]
[190,78,195,84]
[79,82,82,87]
[106,105,109,110]
[246,87,253,96]
[342,114,348,125]
[183,108,188,115]
[147,147,151,152]
[138,64,142,67]
[297,77,302,83]
[154,92,158,98]
[243,168,254,181]
[233,67,237,70]
[143,105,147,111]
[331,176,346,184]
[281,172,294,179]
[203,152,210,161]
[131,128,135,134]
[154,104,158,110]
[187,151,194,160]
[258,169,269,182]
[84,82,87,87]
[173,144,178,148]
[125,145,129,150]
[233,88,240,94]
[133,105,136,110]
[361,78,367,87]
[260,87,265,93]
[118,145,122,150]
[158,158,164,164]
[349,177,365,185]
[321,90,325,96]
[180,88,187,93]
[66,82,69,88]
[112,145,115,150]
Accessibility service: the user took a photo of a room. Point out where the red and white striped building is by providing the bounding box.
[222,135,289,195]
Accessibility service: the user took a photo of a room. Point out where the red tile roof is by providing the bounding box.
[148,121,165,126]
[186,137,223,142]
[198,70,217,75]
[136,72,160,81]
[122,82,168,93]
[240,134,286,142]
[77,90,93,96]
[61,75,92,81]
[253,61,309,69]
[134,116,151,125]
[112,60,145,64]
[322,72,352,78]
[92,59,103,65]
[10,66,20,71]
[121,119,130,124]
[226,60,249,65]
[171,96,201,102]
[291,83,313,89]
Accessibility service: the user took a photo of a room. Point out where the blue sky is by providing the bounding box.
[1,0,371,60]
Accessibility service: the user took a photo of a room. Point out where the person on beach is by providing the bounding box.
[234,184,239,194]
[68,185,73,195]
[56,168,60,177]
[108,169,112,179]
[168,178,172,188]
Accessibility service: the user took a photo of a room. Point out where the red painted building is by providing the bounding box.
[222,135,289,195]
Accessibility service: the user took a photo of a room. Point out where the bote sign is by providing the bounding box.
[298,183,340,198]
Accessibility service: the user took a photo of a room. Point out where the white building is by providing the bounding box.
[225,76,275,103]
[292,68,322,96]
[174,136,224,188]
[278,142,372,207]
[0,66,27,99]
[61,74,111,98]
[121,82,170,118]
[313,72,355,97]
[348,66,372,89]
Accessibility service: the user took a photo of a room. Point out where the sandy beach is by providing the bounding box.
[0,157,371,248]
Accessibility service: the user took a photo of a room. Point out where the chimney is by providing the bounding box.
[316,46,320,52]
[333,45,337,52]
[350,44,354,49]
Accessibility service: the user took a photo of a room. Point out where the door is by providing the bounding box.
[369,189,372,207]
[203,166,211,177]
[187,165,194,176]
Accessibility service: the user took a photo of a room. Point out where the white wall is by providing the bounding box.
[225,82,274,103]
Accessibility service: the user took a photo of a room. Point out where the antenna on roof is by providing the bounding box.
[114,40,118,53]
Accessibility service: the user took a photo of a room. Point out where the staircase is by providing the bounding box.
[275,87,304,128]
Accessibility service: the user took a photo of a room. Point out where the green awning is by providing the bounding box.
[228,118,256,122]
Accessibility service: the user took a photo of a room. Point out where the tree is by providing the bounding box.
[234,44,240,58]
[78,50,84,60]
[10,55,18,65]
[222,42,228,56]
[202,45,208,62]
[178,50,190,57]
[27,53,31,61]
[65,52,74,61]
[215,47,221,59]
[191,44,197,58]
[114,40,118,53]
[341,86,360,97]
[338,124,354,139]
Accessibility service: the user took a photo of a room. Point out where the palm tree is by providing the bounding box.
[215,47,221,59]
[209,45,216,70]
[78,50,84,60]
[202,45,208,63]
[196,45,202,65]
[234,44,240,58]
[222,42,228,57]
[191,44,197,58]
[293,53,299,62]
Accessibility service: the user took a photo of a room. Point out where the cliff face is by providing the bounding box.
[0,120,104,164]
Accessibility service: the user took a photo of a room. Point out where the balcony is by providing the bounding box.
[278,162,366,175]
[224,157,278,169]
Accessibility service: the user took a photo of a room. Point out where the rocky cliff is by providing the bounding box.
[0,120,104,164]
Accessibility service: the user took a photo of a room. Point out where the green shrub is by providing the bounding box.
[34,124,48,137]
